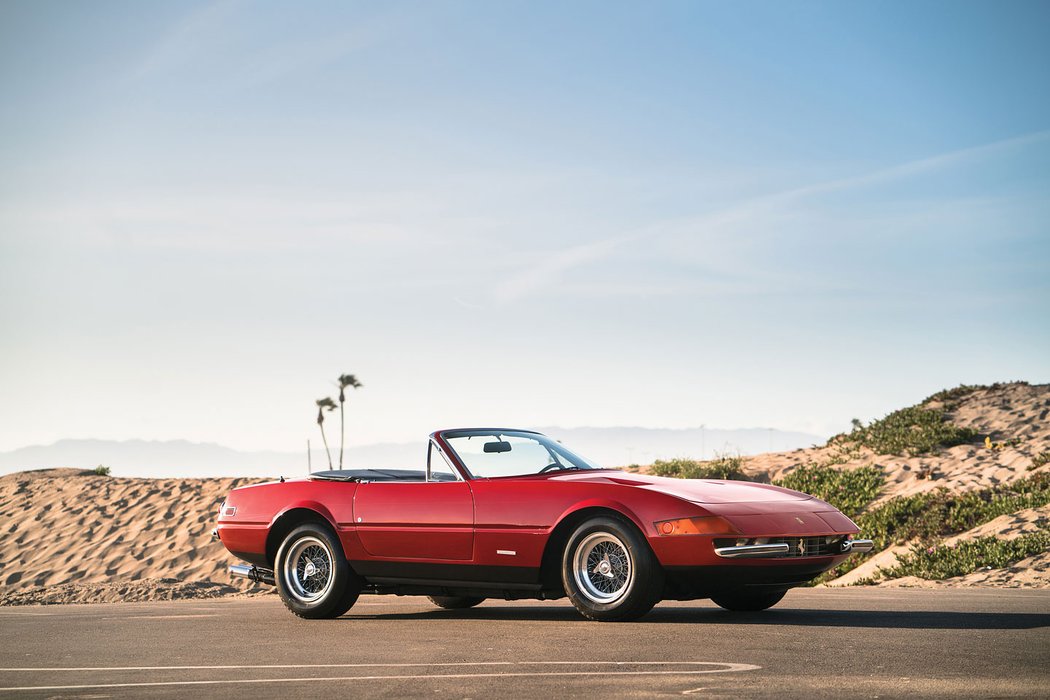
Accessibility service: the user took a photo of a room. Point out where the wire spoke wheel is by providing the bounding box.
[572,532,633,604]
[281,535,335,603]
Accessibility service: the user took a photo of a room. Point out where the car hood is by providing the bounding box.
[553,470,813,505]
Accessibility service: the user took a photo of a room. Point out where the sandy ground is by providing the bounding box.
[0,577,265,605]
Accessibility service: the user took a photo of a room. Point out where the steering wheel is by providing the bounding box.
[539,463,563,474]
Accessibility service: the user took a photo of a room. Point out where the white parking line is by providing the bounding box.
[136,613,218,618]
[0,661,756,673]
[0,662,513,672]
[0,662,762,692]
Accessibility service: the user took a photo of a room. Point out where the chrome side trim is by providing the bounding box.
[714,543,791,559]
[842,538,874,553]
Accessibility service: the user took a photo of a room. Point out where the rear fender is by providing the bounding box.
[268,501,339,532]
[265,501,343,566]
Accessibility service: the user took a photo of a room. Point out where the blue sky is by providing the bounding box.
[1,1,1048,453]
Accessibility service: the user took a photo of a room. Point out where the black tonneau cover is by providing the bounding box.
[308,469,456,483]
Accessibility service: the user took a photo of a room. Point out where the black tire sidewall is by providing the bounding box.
[275,522,359,619]
[561,516,663,621]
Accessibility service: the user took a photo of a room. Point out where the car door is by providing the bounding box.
[352,444,474,561]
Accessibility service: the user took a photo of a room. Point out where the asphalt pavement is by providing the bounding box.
[0,587,1047,698]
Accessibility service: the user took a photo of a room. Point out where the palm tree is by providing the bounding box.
[315,397,338,470]
[337,374,363,469]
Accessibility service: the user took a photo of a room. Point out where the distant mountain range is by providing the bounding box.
[0,426,825,479]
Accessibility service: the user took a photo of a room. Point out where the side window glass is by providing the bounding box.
[428,443,460,482]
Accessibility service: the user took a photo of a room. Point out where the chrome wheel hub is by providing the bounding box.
[572,532,634,605]
[280,535,335,604]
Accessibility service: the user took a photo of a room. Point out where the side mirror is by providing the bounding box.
[483,440,512,454]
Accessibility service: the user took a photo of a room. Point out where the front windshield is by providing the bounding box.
[443,430,603,479]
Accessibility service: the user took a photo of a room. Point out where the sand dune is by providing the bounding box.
[746,383,1049,502]
[0,468,266,601]
[876,552,1050,589]
[872,504,1050,589]
[0,577,250,605]
[825,504,1050,588]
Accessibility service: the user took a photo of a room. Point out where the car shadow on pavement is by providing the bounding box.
[344,606,1050,630]
[647,607,1050,630]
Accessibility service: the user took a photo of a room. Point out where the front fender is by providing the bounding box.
[555,498,653,538]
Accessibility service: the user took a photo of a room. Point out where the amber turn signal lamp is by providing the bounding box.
[654,515,740,536]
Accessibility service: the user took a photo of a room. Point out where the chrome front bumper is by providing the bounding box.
[715,538,875,559]
[714,543,791,559]
[841,538,874,553]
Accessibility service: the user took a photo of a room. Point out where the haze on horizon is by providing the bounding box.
[1,1,1048,455]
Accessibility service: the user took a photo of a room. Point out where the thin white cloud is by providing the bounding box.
[135,0,409,86]
[491,129,1050,304]
[134,0,243,78]
[766,128,1050,203]
[492,235,633,304]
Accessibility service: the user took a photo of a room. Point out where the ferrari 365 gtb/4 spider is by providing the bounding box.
[214,428,872,621]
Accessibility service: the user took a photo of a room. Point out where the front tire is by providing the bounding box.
[561,516,663,621]
[427,595,486,610]
[711,589,786,612]
[275,522,361,619]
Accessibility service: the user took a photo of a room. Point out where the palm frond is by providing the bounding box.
[338,374,363,390]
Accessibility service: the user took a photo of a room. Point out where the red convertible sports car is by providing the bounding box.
[215,428,872,621]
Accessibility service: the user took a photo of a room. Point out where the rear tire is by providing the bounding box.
[275,522,361,619]
[427,595,486,610]
[711,589,786,612]
[561,516,663,621]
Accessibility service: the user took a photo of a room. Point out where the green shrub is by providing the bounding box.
[93,464,111,476]
[650,454,751,481]
[822,472,1050,584]
[923,381,1027,408]
[867,472,1049,544]
[853,491,938,548]
[842,406,978,456]
[878,531,1050,580]
[1031,452,1050,470]
[922,384,983,407]
[773,465,884,518]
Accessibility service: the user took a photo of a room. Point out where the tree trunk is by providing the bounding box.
[319,424,333,469]
[339,398,345,470]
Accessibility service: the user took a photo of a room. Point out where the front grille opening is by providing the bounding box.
[714,535,847,557]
